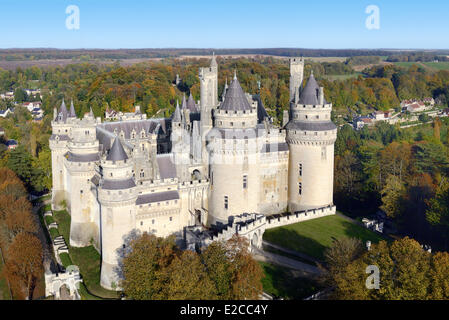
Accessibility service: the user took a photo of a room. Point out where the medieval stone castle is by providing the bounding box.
[50,56,337,290]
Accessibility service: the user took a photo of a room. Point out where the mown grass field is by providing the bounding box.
[263,214,386,261]
[259,262,322,300]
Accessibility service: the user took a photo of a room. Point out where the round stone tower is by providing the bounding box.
[67,107,101,248]
[207,73,259,225]
[98,137,138,290]
[285,72,337,213]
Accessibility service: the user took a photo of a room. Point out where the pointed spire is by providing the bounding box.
[89,106,94,117]
[181,93,187,110]
[298,72,323,105]
[68,99,76,118]
[106,137,128,161]
[233,69,237,80]
[58,98,68,122]
[220,75,252,111]
[171,100,182,123]
[187,93,198,112]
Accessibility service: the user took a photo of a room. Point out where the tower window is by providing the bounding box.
[243,175,248,189]
[299,164,302,177]
[299,182,302,195]
[224,196,228,210]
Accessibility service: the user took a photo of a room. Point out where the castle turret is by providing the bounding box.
[208,74,259,225]
[286,72,337,213]
[50,99,73,209]
[98,137,138,290]
[66,108,101,248]
[199,54,218,132]
[289,57,304,102]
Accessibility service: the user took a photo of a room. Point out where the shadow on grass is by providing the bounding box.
[339,220,386,244]
[264,228,327,261]
[259,262,323,300]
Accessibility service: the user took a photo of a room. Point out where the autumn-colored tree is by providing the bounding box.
[121,233,178,300]
[165,250,216,300]
[429,251,449,299]
[331,238,433,300]
[226,235,264,300]
[319,237,364,289]
[4,232,43,300]
[201,241,233,299]
[380,174,406,219]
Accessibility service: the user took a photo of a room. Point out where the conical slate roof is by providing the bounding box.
[106,137,128,161]
[69,100,76,118]
[186,93,198,112]
[219,75,252,112]
[57,99,68,122]
[298,73,326,105]
[171,100,182,122]
[181,93,187,110]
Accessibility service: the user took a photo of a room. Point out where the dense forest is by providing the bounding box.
[1,48,443,61]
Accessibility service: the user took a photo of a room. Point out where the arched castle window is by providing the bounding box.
[299,164,302,177]
[298,182,302,195]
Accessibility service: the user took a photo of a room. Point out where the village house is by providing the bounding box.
[5,139,18,150]
[0,108,13,118]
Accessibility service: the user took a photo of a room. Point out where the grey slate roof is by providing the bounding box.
[68,100,76,118]
[102,178,136,190]
[285,121,337,131]
[253,94,269,123]
[67,152,100,162]
[106,138,128,161]
[186,93,198,112]
[99,119,165,139]
[171,100,182,123]
[156,154,177,179]
[57,99,68,122]
[298,73,327,105]
[136,191,179,205]
[219,77,252,112]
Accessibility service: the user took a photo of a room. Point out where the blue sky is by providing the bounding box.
[0,0,448,49]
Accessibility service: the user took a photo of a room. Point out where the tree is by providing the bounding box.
[13,88,27,103]
[201,241,233,299]
[320,237,364,289]
[429,252,449,299]
[165,250,216,300]
[380,174,406,219]
[121,233,178,300]
[331,237,433,300]
[225,235,264,300]
[426,179,449,248]
[4,232,43,299]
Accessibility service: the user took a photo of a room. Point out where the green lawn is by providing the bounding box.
[264,214,386,261]
[52,210,118,300]
[259,262,322,300]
